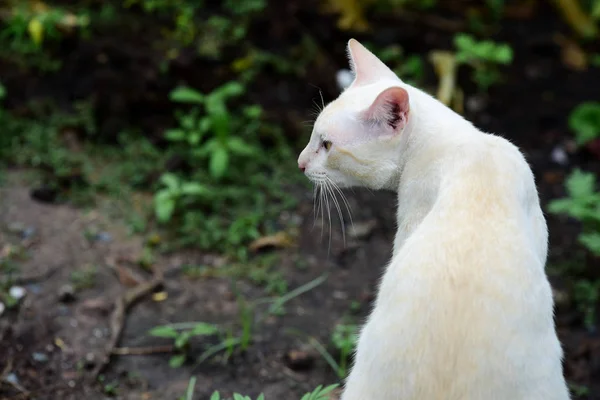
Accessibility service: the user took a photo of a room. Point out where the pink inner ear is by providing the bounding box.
[363,87,410,131]
[347,39,399,87]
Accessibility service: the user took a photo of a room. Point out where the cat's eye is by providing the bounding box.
[322,140,332,151]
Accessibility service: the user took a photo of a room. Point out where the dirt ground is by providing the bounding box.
[1,0,600,399]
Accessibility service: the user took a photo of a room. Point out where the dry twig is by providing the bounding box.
[89,268,163,381]
[112,345,174,356]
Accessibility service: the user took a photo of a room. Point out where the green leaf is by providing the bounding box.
[148,325,179,338]
[181,114,196,130]
[165,128,186,141]
[214,81,245,99]
[210,392,221,400]
[227,137,255,156]
[160,173,180,191]
[210,146,229,179]
[495,45,513,64]
[175,331,192,348]
[169,354,186,368]
[256,394,265,400]
[184,377,197,400]
[242,105,262,119]
[191,322,219,336]
[547,198,574,215]
[580,232,600,256]
[232,394,245,400]
[199,117,212,133]
[170,86,204,104]
[566,169,596,198]
[154,191,176,223]
[569,102,600,146]
[181,182,209,196]
[0,82,5,100]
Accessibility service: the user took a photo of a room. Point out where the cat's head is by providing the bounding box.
[298,39,412,190]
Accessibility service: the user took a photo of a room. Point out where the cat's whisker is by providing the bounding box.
[328,177,354,234]
[326,177,347,246]
[318,89,326,111]
[324,180,333,255]
[312,183,319,227]
[318,181,325,240]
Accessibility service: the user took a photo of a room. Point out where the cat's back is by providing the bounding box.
[358,130,569,400]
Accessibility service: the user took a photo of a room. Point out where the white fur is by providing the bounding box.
[298,39,570,399]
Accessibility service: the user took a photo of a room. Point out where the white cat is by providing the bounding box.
[298,39,570,400]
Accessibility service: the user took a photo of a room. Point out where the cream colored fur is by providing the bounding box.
[298,39,570,400]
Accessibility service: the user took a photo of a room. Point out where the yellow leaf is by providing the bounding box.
[28,18,44,47]
[248,231,295,253]
[152,291,168,302]
[321,0,372,32]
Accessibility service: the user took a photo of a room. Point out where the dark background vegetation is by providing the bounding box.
[1,0,600,399]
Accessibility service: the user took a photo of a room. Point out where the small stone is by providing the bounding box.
[284,348,316,371]
[9,286,26,300]
[5,373,19,385]
[21,227,36,239]
[84,352,96,369]
[58,284,76,303]
[32,352,49,363]
[551,146,568,166]
[95,232,112,242]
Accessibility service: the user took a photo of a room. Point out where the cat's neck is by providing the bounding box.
[392,88,478,255]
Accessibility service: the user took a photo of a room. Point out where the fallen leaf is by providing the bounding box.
[320,0,372,32]
[554,34,588,71]
[152,291,168,302]
[248,232,294,252]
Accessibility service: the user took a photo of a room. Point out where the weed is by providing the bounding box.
[453,33,513,91]
[548,169,600,257]
[0,3,89,71]
[548,169,600,329]
[155,82,298,256]
[70,265,98,291]
[207,383,338,400]
[331,323,359,378]
[568,102,600,146]
[149,287,256,368]
[179,376,197,400]
[148,321,220,368]
[573,279,600,330]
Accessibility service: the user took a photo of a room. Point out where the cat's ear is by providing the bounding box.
[346,39,398,87]
[362,86,410,133]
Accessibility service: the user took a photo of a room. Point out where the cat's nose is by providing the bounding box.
[298,162,306,172]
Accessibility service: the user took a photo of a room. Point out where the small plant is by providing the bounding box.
[70,266,98,291]
[573,279,600,330]
[568,102,600,146]
[331,323,359,378]
[207,383,339,400]
[210,392,265,400]
[148,322,220,368]
[154,81,298,256]
[453,33,513,91]
[548,169,600,330]
[0,3,89,70]
[548,169,600,257]
[166,83,259,180]
[154,173,210,223]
